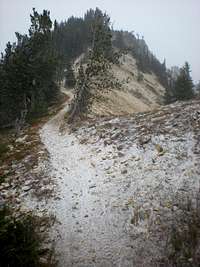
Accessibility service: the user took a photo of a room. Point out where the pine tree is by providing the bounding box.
[174,62,194,101]
[68,64,91,122]
[64,62,76,88]
[196,82,200,97]
[90,8,113,62]
[0,9,59,127]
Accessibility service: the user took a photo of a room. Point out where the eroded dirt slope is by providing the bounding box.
[73,53,166,117]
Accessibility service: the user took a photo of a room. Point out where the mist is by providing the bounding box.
[0,0,199,81]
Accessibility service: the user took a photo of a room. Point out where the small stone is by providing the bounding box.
[1,183,10,189]
[111,131,121,140]
[135,156,140,161]
[15,135,28,143]
[117,144,124,151]
[118,152,125,157]
[89,184,96,189]
[39,257,48,265]
[22,185,32,192]
[121,169,128,174]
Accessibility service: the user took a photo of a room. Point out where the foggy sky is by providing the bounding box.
[0,0,199,82]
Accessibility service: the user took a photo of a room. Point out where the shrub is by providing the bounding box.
[165,192,200,266]
[0,142,9,157]
[0,207,41,267]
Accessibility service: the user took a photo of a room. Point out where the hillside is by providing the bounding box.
[92,53,165,115]
[72,52,166,118]
[0,7,198,267]
[1,97,200,266]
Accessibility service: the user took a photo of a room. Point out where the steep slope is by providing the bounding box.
[73,52,166,117]
[91,53,166,116]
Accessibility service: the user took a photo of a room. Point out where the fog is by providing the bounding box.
[0,0,199,81]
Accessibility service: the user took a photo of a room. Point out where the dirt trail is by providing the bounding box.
[40,100,134,266]
[40,97,200,267]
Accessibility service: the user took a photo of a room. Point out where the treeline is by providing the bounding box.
[166,62,194,103]
[0,9,59,128]
[0,7,116,127]
[53,8,116,84]
[113,31,196,103]
[113,30,168,88]
[0,7,196,127]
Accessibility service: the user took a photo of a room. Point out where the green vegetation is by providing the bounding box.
[164,193,200,266]
[113,30,168,88]
[0,7,195,125]
[173,62,194,101]
[64,62,76,88]
[0,9,59,128]
[67,8,114,122]
[0,142,9,157]
[165,62,194,103]
[0,207,41,267]
[0,206,56,267]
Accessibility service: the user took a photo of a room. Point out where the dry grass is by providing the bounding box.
[159,190,200,267]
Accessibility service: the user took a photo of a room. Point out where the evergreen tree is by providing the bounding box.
[0,9,58,127]
[90,8,113,61]
[174,62,194,101]
[68,64,91,122]
[64,62,76,88]
[195,81,200,97]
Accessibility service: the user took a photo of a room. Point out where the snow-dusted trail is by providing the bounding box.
[40,101,134,267]
[40,98,200,267]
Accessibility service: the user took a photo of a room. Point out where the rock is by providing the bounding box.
[22,185,32,192]
[89,184,96,189]
[1,183,10,190]
[139,136,151,146]
[39,257,48,265]
[117,144,124,151]
[111,131,121,140]
[15,135,28,143]
[24,180,34,186]
[80,138,88,144]
[135,156,140,161]
[118,152,125,157]
[121,169,128,174]
[8,145,14,151]
[104,139,112,146]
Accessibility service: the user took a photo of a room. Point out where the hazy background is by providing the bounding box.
[0,0,199,82]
